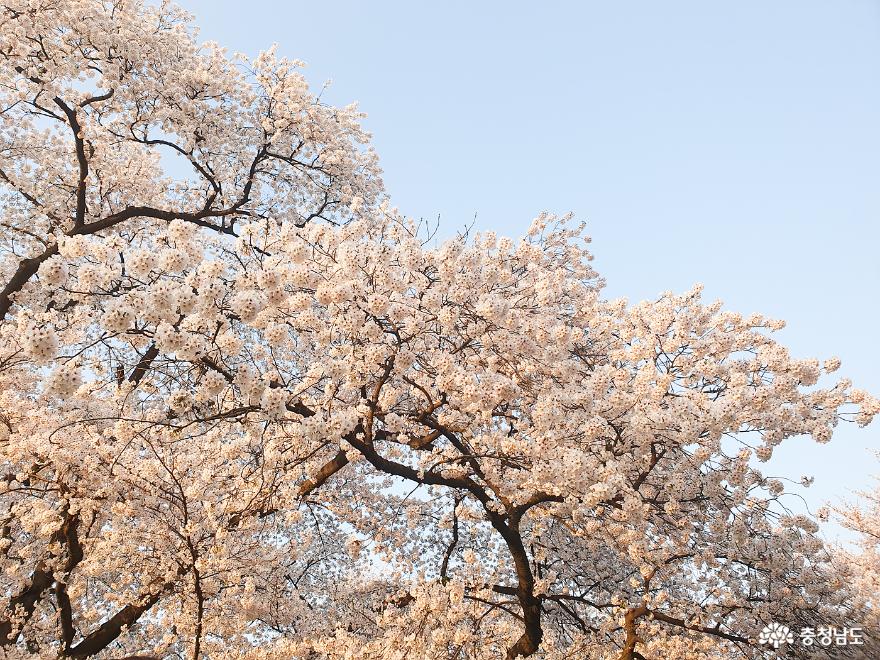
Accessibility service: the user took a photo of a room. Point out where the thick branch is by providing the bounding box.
[0,513,82,646]
[297,449,349,498]
[0,244,59,319]
[0,564,53,646]
[648,608,749,646]
[0,204,242,319]
[345,433,543,658]
[64,586,169,658]
[52,96,89,228]
[618,605,648,660]
[128,344,159,385]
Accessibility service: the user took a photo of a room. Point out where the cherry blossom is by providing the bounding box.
[1,2,877,659]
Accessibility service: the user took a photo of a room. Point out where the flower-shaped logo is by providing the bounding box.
[759,622,794,649]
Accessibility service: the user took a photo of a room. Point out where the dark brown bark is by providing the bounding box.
[297,449,349,498]
[648,608,749,646]
[0,513,82,646]
[345,432,545,658]
[618,605,647,660]
[0,564,54,646]
[52,97,89,229]
[128,344,159,385]
[0,245,59,319]
[64,589,165,658]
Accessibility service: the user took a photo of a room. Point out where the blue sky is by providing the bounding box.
[180,0,880,537]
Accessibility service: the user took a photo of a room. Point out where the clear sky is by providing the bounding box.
[179,0,880,538]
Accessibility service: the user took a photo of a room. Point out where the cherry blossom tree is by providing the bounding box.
[833,458,880,649]
[1,1,878,659]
